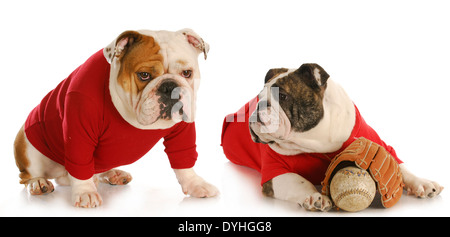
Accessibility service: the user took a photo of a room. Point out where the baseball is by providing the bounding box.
[330,166,376,212]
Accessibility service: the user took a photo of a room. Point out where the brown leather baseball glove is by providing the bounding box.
[321,137,404,208]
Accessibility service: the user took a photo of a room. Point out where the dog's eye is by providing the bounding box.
[137,72,152,81]
[181,70,192,78]
[279,93,288,101]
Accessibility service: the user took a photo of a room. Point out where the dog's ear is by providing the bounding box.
[104,31,142,64]
[179,28,209,60]
[294,63,329,90]
[264,68,289,84]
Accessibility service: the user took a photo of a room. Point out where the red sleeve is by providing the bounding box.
[163,122,198,169]
[260,146,291,185]
[63,92,100,180]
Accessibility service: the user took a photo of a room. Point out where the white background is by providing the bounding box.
[0,0,449,216]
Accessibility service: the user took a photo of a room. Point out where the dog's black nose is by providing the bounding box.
[158,80,178,95]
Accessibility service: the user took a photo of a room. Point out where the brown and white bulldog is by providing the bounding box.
[14,29,218,208]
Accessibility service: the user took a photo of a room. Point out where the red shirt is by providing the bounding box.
[24,49,197,180]
[221,97,402,185]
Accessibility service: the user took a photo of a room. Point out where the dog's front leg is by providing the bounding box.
[400,164,444,198]
[264,173,332,211]
[69,174,103,208]
[174,168,219,198]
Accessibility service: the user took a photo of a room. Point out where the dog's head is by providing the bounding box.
[104,29,209,129]
[249,63,330,153]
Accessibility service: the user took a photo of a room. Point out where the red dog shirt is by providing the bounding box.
[221,97,402,185]
[24,49,197,180]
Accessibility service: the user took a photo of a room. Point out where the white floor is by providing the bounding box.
[0,140,447,217]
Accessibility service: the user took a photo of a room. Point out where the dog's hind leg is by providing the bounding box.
[14,125,66,195]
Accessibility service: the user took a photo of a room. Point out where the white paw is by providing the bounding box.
[175,168,219,198]
[26,178,54,195]
[182,179,219,198]
[301,192,332,212]
[405,177,444,198]
[72,191,103,208]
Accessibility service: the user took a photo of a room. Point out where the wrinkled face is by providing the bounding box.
[105,29,209,129]
[249,64,329,146]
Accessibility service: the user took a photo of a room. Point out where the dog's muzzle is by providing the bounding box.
[249,101,271,144]
[157,79,190,121]
[137,74,195,126]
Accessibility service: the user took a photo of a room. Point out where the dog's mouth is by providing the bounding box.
[249,125,265,144]
[248,99,291,145]
[249,122,276,145]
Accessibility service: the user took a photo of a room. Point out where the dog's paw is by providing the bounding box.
[99,169,132,185]
[182,179,219,198]
[404,177,443,198]
[72,191,103,208]
[26,178,54,195]
[300,192,332,212]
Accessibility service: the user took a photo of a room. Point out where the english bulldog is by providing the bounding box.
[14,29,218,208]
[221,63,443,211]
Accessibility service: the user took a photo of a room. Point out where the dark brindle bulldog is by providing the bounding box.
[222,63,443,211]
